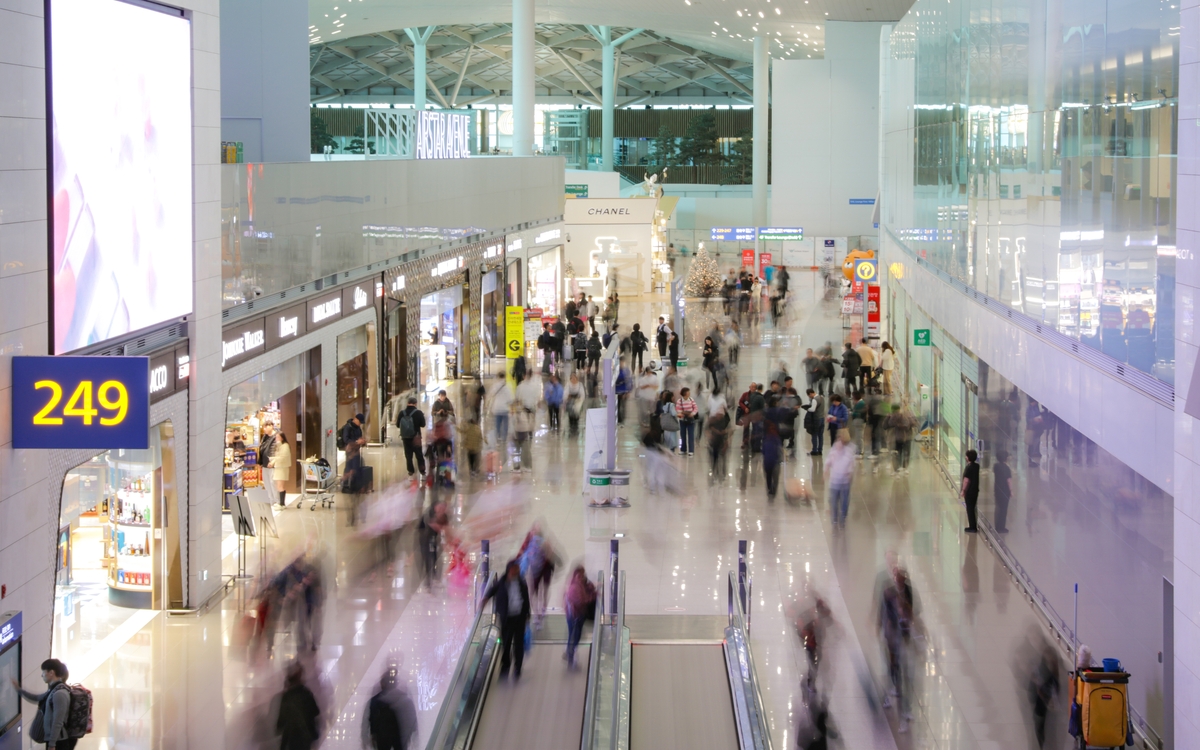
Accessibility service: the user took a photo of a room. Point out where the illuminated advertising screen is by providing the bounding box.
[47,0,193,354]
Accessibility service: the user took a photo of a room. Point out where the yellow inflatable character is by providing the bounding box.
[842,249,875,281]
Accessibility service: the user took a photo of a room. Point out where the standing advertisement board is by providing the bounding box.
[741,249,755,269]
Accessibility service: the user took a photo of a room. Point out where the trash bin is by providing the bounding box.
[587,469,612,507]
[608,469,631,507]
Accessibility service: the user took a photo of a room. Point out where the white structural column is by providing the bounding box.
[511,0,535,156]
[752,35,770,227]
[600,27,615,171]
[589,26,644,171]
[405,27,436,111]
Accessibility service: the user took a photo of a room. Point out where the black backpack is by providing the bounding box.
[368,692,403,743]
[398,409,417,440]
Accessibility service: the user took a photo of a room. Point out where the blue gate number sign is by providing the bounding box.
[12,356,150,449]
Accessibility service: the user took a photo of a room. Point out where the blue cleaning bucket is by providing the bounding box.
[1102,658,1122,673]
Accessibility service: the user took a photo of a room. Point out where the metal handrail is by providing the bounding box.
[725,571,773,750]
[424,575,497,750]
[610,571,626,750]
[166,574,237,617]
[581,571,607,750]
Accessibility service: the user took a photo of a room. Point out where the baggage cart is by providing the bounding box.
[301,458,336,511]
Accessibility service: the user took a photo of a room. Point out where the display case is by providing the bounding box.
[106,472,155,608]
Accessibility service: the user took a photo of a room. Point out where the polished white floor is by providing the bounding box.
[53,274,1078,750]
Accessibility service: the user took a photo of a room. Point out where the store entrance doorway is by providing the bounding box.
[419,285,465,393]
[53,421,183,671]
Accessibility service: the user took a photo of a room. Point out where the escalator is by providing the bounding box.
[426,569,770,750]
[425,573,606,750]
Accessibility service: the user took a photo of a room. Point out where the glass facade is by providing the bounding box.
[881,0,1179,383]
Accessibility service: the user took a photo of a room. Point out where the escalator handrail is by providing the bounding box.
[610,571,627,750]
[580,570,607,750]
[425,574,498,750]
[725,571,774,750]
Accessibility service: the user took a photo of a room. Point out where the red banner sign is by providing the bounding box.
[741,249,755,268]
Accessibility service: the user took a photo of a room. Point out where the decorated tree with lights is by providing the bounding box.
[684,244,722,297]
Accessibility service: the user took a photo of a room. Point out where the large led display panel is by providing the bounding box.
[48,0,193,353]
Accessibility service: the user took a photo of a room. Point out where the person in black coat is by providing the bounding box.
[482,560,532,680]
[629,323,648,371]
[276,663,321,750]
[667,331,680,368]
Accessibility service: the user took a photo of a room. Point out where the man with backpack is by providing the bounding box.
[362,668,418,750]
[13,658,91,749]
[396,397,427,477]
[628,323,648,371]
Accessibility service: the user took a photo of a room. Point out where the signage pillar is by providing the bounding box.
[600,27,615,171]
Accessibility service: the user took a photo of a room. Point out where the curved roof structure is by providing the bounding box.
[308,0,913,104]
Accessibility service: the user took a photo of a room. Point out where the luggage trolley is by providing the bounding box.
[301,458,336,511]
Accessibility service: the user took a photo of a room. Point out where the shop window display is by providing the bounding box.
[53,421,181,674]
[420,286,464,391]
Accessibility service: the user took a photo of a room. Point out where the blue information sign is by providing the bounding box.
[11,356,150,449]
[757,227,804,240]
[710,227,757,241]
[849,198,876,205]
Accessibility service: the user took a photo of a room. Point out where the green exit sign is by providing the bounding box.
[913,329,931,346]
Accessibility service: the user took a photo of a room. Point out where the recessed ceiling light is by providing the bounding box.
[736,9,742,15]
[758,10,764,17]
[775,7,781,13]
[816,24,821,28]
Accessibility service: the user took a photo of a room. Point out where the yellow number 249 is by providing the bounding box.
[33,379,129,426]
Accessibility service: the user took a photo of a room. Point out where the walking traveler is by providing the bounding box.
[276,662,321,750]
[825,395,849,444]
[397,397,427,477]
[362,668,418,750]
[840,343,861,395]
[676,387,698,455]
[879,342,896,395]
[657,391,680,453]
[887,403,916,473]
[856,341,876,392]
[563,566,598,669]
[826,431,856,527]
[707,403,731,482]
[482,561,532,681]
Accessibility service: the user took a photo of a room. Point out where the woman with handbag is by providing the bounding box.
[658,390,680,453]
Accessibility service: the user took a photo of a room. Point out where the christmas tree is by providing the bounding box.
[684,244,722,297]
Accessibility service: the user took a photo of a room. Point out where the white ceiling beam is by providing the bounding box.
[450,46,474,108]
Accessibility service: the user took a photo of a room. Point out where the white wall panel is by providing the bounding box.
[772,22,884,238]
